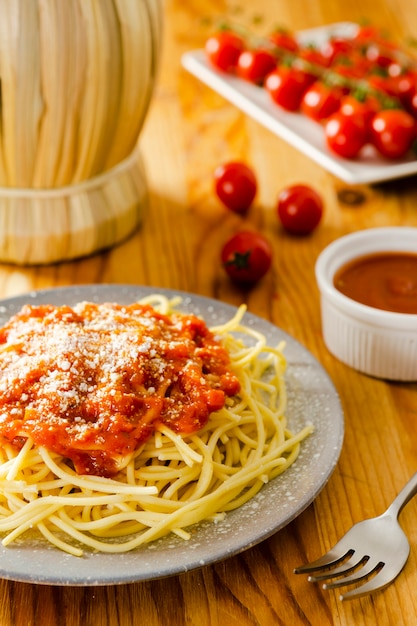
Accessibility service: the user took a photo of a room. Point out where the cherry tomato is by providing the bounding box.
[237,49,276,85]
[324,112,368,159]
[391,70,417,108]
[387,61,403,77]
[269,28,299,53]
[320,37,356,64]
[330,51,372,79]
[265,65,315,111]
[214,162,257,214]
[205,31,244,73]
[353,25,400,58]
[367,73,400,100]
[298,46,330,69]
[221,231,272,285]
[370,109,416,158]
[365,43,394,68]
[301,81,344,122]
[339,92,380,126]
[277,185,323,235]
[353,24,388,44]
[407,89,417,118]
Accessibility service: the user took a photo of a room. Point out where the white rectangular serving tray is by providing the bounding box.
[182,22,417,185]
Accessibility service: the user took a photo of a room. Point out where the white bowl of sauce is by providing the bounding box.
[315,227,417,380]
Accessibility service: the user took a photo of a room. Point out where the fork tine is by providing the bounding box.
[294,542,354,574]
[339,564,403,601]
[322,559,384,589]
[307,553,369,582]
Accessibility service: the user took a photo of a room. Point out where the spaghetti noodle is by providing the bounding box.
[0,295,313,556]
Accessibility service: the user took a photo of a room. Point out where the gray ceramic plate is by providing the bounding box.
[0,285,344,585]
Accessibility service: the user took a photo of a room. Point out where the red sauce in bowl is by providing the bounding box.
[333,251,417,314]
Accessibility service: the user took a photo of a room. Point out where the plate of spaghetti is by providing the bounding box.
[0,284,343,585]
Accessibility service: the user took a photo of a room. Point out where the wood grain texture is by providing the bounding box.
[1,0,417,623]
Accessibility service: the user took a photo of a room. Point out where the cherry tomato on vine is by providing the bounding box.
[324,112,368,159]
[320,36,355,64]
[390,70,417,108]
[353,24,389,45]
[268,28,299,53]
[214,162,257,214]
[387,61,403,77]
[365,43,394,68]
[301,81,344,122]
[330,51,372,79]
[205,31,244,73]
[298,46,330,69]
[237,49,277,85]
[407,89,417,118]
[370,109,416,158]
[277,185,323,235]
[367,73,400,99]
[265,65,315,111]
[339,93,380,126]
[269,28,299,52]
[221,231,272,285]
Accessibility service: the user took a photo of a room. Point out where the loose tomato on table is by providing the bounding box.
[265,64,315,111]
[277,185,323,235]
[221,231,272,285]
[301,81,344,122]
[214,162,257,214]
[325,111,368,158]
[205,31,245,73]
[237,48,277,85]
[370,109,416,158]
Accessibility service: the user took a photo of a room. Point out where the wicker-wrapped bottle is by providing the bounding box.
[0,0,162,264]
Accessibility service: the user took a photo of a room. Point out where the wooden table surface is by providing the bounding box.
[2,0,417,624]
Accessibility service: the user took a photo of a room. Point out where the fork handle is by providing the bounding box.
[386,471,417,519]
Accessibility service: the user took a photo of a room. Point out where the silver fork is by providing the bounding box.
[294,472,417,600]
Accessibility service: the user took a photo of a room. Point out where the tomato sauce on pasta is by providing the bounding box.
[0,302,240,477]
